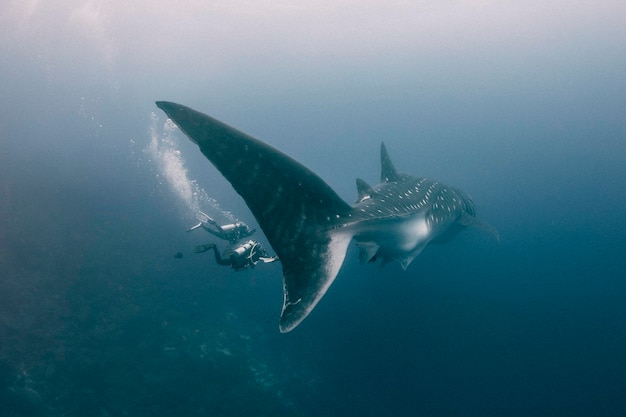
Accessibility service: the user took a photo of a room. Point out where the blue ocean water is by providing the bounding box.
[1,2,626,416]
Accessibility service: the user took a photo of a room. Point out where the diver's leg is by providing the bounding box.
[206,229,223,239]
[194,244,231,265]
[211,245,232,265]
[187,222,203,232]
[193,243,215,254]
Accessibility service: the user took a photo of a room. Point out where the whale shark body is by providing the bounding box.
[156,101,496,332]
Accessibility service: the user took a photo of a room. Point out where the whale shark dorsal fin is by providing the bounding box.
[355,178,376,203]
[155,101,354,332]
[380,142,398,182]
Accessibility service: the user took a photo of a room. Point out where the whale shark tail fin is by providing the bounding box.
[156,101,354,332]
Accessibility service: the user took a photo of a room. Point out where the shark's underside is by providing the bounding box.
[156,101,496,332]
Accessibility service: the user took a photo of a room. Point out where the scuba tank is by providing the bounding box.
[233,240,256,257]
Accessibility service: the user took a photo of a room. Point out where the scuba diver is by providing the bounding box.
[187,211,255,245]
[194,240,279,271]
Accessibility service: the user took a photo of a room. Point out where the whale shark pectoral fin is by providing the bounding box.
[459,212,500,242]
[280,231,352,333]
[156,101,354,332]
[398,243,428,270]
[356,242,380,264]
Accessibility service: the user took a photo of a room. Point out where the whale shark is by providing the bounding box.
[156,101,497,332]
